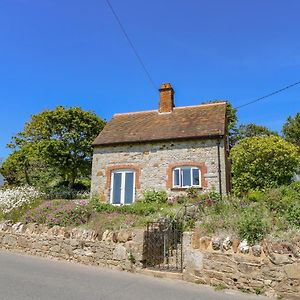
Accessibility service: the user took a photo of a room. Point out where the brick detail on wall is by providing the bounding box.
[166,162,208,189]
[105,164,141,190]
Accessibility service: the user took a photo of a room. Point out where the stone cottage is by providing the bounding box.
[91,83,230,204]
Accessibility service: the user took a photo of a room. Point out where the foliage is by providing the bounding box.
[89,195,171,217]
[195,183,300,244]
[42,186,90,200]
[142,190,168,204]
[230,123,277,146]
[24,199,90,227]
[178,188,221,207]
[237,205,270,245]
[230,135,300,195]
[2,106,105,188]
[283,112,300,147]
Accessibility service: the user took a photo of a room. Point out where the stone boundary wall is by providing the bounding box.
[182,231,300,299]
[0,221,145,271]
[1,220,300,299]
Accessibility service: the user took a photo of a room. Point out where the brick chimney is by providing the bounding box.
[159,83,175,113]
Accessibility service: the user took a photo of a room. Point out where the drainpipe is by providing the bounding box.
[217,139,223,199]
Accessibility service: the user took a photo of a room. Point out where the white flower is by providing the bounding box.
[0,186,44,213]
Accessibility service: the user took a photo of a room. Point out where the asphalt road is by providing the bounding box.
[0,251,271,300]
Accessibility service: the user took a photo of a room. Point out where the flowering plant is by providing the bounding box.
[0,186,43,214]
[24,199,91,227]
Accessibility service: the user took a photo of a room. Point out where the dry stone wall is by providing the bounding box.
[0,220,145,271]
[183,230,300,299]
[2,220,299,299]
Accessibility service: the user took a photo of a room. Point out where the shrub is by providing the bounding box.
[230,136,300,195]
[286,203,300,227]
[24,199,91,227]
[247,190,264,202]
[89,197,117,213]
[142,190,167,204]
[237,205,270,244]
[89,197,162,216]
[118,201,158,216]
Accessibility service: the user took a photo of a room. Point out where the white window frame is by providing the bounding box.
[110,169,136,205]
[172,166,201,188]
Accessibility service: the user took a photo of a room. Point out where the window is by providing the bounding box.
[172,167,201,188]
[110,170,135,205]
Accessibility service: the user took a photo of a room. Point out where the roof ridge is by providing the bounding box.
[114,109,157,117]
[174,102,227,110]
[113,101,227,117]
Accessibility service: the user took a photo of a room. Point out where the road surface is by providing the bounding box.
[0,251,271,300]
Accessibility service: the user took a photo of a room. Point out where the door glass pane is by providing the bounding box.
[124,172,134,204]
[182,168,191,186]
[192,168,200,186]
[173,169,180,186]
[112,173,122,204]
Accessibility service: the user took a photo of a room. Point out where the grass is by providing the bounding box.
[213,283,227,291]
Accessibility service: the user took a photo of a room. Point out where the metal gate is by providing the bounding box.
[145,219,183,272]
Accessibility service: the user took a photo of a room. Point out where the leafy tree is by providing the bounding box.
[1,149,30,185]
[2,106,105,188]
[283,112,300,147]
[230,135,300,195]
[230,123,277,146]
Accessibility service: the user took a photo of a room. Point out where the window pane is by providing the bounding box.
[112,173,122,204]
[124,172,134,204]
[182,168,191,186]
[192,168,200,186]
[173,169,180,186]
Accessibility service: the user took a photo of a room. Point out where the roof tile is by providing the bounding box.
[93,102,227,146]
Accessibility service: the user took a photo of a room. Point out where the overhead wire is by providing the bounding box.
[235,80,300,109]
[105,0,157,91]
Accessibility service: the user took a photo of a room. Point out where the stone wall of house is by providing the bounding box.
[183,230,300,299]
[0,221,145,271]
[91,138,228,202]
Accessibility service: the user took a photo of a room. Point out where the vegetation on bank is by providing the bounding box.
[1,184,300,245]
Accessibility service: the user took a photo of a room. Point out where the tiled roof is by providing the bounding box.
[92,102,227,146]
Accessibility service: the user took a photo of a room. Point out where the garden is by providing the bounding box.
[1,182,300,246]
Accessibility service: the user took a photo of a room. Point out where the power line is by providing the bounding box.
[105,0,157,91]
[235,80,300,109]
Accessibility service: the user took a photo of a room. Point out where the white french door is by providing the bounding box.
[110,170,135,205]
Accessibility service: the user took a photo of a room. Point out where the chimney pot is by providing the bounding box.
[159,82,175,113]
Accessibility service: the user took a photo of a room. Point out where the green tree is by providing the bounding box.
[2,106,105,188]
[230,135,300,195]
[230,123,277,146]
[283,112,300,147]
[1,149,30,185]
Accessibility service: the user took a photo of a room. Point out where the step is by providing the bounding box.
[138,268,183,280]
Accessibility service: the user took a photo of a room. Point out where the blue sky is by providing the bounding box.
[1,0,300,160]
